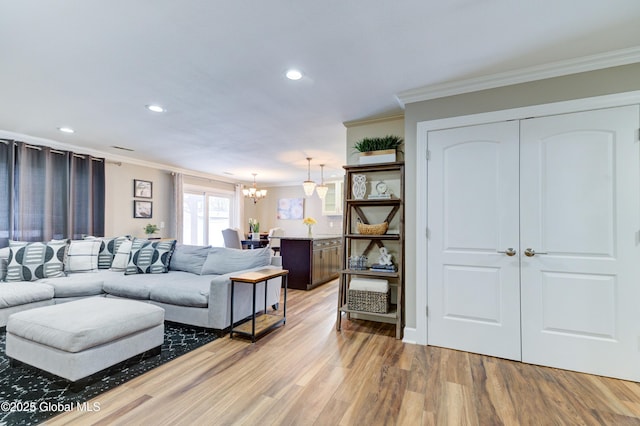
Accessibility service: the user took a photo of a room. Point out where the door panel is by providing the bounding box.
[427,121,521,361]
[520,105,640,381]
[536,131,615,256]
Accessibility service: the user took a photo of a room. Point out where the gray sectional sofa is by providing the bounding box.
[0,239,282,333]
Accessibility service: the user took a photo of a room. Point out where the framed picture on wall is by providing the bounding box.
[134,200,153,218]
[277,198,304,220]
[134,179,152,198]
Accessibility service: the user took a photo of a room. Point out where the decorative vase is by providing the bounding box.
[307,225,313,238]
[352,174,366,199]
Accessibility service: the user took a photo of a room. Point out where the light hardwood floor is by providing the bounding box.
[49,280,640,425]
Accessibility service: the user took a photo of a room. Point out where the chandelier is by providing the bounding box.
[243,173,267,203]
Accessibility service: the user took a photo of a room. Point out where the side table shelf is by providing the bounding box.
[230,268,289,343]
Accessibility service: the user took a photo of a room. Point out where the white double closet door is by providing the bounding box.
[427,105,640,381]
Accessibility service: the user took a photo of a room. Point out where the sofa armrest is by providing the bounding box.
[206,264,283,330]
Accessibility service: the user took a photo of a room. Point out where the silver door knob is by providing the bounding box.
[497,248,516,256]
[524,248,548,257]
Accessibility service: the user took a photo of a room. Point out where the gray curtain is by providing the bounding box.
[172,172,184,242]
[70,153,105,239]
[0,140,13,247]
[0,140,105,247]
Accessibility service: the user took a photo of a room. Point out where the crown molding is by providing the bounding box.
[343,113,405,128]
[396,46,640,106]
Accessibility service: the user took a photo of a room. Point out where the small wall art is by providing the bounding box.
[134,179,152,198]
[277,198,304,220]
[134,200,153,218]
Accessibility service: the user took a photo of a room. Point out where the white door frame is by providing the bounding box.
[413,89,640,346]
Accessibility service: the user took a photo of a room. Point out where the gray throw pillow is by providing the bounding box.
[200,247,271,275]
[169,244,210,274]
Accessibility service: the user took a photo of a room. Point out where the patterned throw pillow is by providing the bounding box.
[110,240,133,271]
[5,240,68,281]
[95,236,129,269]
[65,240,101,272]
[125,239,176,275]
[0,247,9,281]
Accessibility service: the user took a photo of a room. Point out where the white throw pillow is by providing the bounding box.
[65,240,101,272]
[110,240,133,271]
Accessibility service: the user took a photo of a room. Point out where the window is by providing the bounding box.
[183,190,234,247]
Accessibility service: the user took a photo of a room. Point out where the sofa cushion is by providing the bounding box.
[65,240,101,273]
[5,240,68,282]
[169,244,210,275]
[101,272,168,300]
[6,298,164,353]
[200,247,271,275]
[38,270,110,298]
[110,240,133,271]
[125,239,176,275]
[94,236,130,269]
[0,282,55,308]
[149,272,212,308]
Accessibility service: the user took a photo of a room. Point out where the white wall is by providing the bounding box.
[243,184,342,237]
[104,162,174,239]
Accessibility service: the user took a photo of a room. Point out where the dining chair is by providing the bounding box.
[221,228,243,249]
[268,227,285,255]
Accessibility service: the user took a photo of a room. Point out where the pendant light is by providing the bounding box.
[315,164,328,199]
[302,157,316,196]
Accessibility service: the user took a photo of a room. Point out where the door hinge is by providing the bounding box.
[426,227,430,238]
[426,150,430,161]
[425,306,428,317]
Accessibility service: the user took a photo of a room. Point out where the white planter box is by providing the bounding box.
[358,149,396,164]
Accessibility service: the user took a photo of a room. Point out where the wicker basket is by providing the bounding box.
[348,289,389,313]
[357,221,388,235]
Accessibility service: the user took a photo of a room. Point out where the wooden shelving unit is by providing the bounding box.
[336,161,405,339]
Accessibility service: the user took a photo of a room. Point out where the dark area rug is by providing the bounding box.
[0,323,218,425]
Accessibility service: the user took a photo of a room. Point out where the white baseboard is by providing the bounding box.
[402,327,419,345]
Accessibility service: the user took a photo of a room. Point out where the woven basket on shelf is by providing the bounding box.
[357,221,388,235]
[348,289,389,313]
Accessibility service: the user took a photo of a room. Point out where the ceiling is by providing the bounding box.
[1,1,640,186]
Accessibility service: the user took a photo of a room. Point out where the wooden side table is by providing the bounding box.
[229,268,289,342]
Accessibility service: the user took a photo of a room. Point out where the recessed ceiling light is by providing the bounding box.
[146,104,165,113]
[285,69,303,80]
[58,127,74,134]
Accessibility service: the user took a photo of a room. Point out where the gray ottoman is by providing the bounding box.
[6,297,164,383]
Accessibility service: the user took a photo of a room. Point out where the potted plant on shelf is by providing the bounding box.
[354,135,403,164]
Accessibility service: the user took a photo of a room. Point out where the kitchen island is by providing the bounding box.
[279,236,342,290]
